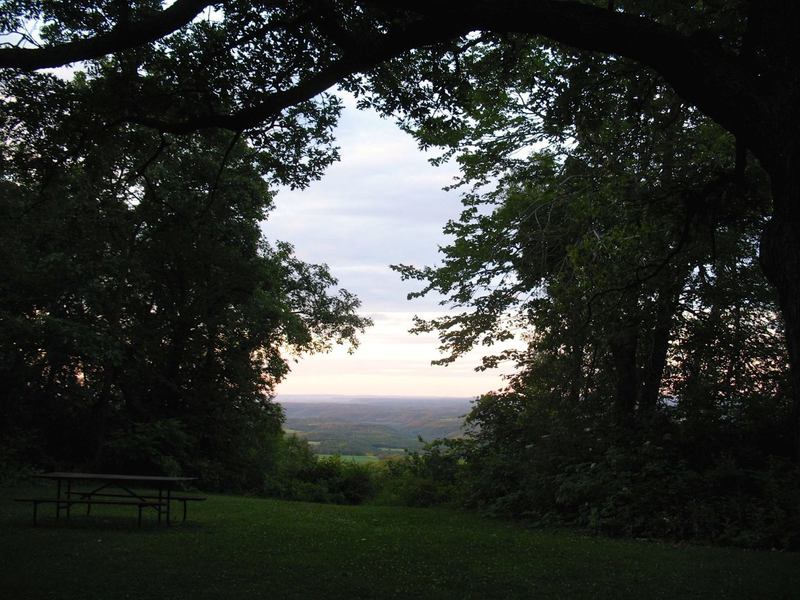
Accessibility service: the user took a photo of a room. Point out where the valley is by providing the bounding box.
[279,395,472,457]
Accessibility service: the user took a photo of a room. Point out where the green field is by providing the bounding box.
[2,485,799,599]
[281,398,471,456]
[316,454,380,464]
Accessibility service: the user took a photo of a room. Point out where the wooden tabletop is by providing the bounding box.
[35,472,197,483]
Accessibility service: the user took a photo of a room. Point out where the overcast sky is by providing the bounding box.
[262,95,512,398]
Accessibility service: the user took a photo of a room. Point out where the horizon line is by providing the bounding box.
[275,393,477,399]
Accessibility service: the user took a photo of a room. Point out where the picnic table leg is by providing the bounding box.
[56,479,61,521]
[166,488,172,526]
[66,480,71,520]
[157,487,163,524]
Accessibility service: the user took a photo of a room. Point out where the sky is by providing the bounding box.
[262,95,513,398]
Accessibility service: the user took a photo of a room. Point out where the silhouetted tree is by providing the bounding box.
[2,1,799,455]
[0,68,369,488]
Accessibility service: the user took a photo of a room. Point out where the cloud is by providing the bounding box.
[262,99,512,396]
[278,309,515,397]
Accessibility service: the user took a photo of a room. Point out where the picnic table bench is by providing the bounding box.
[14,472,205,527]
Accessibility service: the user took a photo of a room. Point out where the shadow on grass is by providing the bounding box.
[10,512,206,533]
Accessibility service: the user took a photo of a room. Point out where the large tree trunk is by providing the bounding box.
[639,283,681,419]
[91,366,114,469]
[759,166,800,461]
[608,319,639,430]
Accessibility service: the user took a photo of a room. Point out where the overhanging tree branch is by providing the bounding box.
[0,0,213,70]
[127,18,472,133]
[362,0,774,168]
[0,0,780,170]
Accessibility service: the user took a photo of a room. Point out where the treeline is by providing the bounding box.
[266,424,800,549]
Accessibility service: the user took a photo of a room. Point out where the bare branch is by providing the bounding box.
[203,130,242,214]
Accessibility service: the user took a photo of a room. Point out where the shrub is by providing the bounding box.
[372,440,465,507]
[101,419,192,477]
[263,435,378,504]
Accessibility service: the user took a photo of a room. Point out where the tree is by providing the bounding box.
[377,46,795,544]
[1,1,798,455]
[385,43,775,408]
[0,66,370,487]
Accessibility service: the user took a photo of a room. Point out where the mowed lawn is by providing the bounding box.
[1,485,798,599]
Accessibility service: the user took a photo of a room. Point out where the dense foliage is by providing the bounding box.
[264,435,377,504]
[0,64,369,489]
[360,42,800,548]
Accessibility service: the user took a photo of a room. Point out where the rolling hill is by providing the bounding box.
[279,395,472,456]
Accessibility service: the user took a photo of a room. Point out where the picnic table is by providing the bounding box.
[15,472,205,526]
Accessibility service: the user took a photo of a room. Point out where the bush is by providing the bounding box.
[372,441,464,507]
[0,432,39,486]
[459,431,800,549]
[263,435,378,504]
[101,419,192,477]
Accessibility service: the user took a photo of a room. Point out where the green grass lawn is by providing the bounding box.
[1,484,798,599]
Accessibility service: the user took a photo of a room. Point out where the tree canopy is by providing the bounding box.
[2,2,798,452]
[0,54,369,487]
[378,39,797,546]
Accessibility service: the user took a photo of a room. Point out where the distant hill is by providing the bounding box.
[278,394,474,405]
[277,395,473,457]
